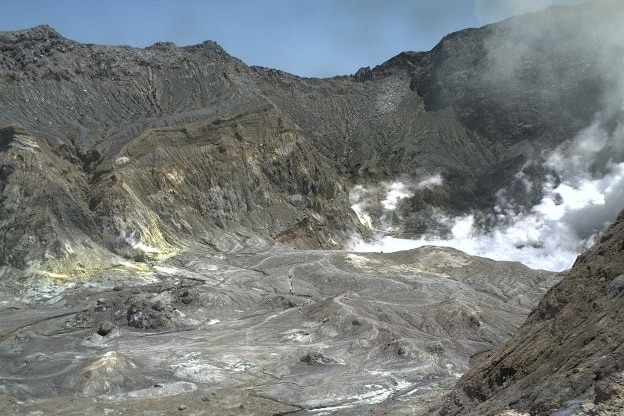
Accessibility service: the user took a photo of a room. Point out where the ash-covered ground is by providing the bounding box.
[0,245,558,415]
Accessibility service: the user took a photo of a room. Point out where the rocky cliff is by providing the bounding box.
[439,210,624,415]
[1,1,622,278]
[0,26,363,278]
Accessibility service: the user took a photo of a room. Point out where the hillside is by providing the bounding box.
[439,210,624,415]
[2,1,622,277]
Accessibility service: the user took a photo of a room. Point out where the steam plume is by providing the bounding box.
[348,1,624,272]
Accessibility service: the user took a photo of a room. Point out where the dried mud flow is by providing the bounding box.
[0,245,558,415]
[1,1,624,415]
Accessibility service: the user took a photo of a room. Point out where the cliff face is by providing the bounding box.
[0,27,363,276]
[439,211,624,416]
[1,1,621,278]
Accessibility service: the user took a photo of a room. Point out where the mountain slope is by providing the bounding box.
[0,27,366,277]
[1,2,623,415]
[1,1,621,277]
[253,1,623,217]
[439,210,624,415]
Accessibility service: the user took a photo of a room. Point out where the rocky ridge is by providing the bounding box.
[1,1,623,277]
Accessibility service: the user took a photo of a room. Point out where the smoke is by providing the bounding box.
[415,173,444,189]
[349,175,444,231]
[381,182,412,211]
[348,112,624,271]
[121,230,160,255]
[348,1,624,271]
[474,0,587,24]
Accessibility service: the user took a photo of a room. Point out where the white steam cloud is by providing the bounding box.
[474,0,587,24]
[349,175,444,232]
[348,117,624,271]
[381,182,412,211]
[121,230,160,254]
[416,173,444,190]
[348,0,624,272]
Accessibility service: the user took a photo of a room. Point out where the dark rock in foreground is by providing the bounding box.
[439,211,624,415]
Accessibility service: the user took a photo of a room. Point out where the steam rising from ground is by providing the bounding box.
[349,114,624,271]
[350,175,442,231]
[121,230,160,254]
[349,0,624,272]
[348,117,624,271]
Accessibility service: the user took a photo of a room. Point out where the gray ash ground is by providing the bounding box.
[0,245,558,415]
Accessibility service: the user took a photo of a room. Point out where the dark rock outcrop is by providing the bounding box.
[439,210,624,415]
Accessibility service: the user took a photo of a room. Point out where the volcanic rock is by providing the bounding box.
[300,351,340,366]
[96,320,114,336]
[1,2,622,279]
[438,211,624,415]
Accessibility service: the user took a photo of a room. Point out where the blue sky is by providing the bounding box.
[1,0,586,77]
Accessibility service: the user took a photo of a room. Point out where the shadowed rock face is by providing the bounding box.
[0,2,623,415]
[439,210,624,415]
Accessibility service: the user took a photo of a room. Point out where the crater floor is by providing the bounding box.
[0,245,558,415]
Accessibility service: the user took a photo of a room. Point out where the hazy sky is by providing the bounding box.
[1,0,587,77]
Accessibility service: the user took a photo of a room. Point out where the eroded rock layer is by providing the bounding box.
[1,1,622,276]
